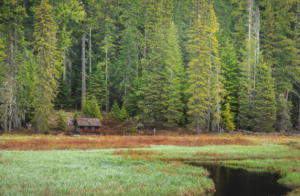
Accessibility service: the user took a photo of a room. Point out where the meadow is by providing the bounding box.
[0,134,300,195]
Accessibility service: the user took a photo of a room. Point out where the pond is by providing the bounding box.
[189,162,293,196]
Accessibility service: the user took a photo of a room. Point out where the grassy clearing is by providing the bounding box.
[0,150,214,196]
[1,134,300,195]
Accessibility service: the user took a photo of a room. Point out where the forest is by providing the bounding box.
[1,0,300,134]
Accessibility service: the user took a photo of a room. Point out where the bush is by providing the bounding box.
[129,126,136,133]
[57,110,67,131]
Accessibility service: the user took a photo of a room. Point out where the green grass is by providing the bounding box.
[0,150,213,196]
[1,144,300,195]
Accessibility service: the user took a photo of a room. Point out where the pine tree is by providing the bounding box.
[128,77,143,117]
[54,79,73,109]
[164,22,184,126]
[254,59,276,132]
[220,40,239,119]
[88,62,106,108]
[223,101,235,131]
[119,104,128,121]
[57,110,67,131]
[31,0,61,133]
[208,1,225,132]
[116,0,141,106]
[138,0,173,127]
[186,0,210,134]
[110,100,120,119]
[88,98,103,121]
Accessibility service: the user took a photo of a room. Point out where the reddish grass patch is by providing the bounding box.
[0,136,254,151]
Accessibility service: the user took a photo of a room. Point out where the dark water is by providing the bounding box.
[189,162,293,196]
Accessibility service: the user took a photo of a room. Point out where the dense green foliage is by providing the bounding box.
[82,97,103,121]
[110,100,121,119]
[223,102,235,132]
[57,110,67,131]
[2,0,300,133]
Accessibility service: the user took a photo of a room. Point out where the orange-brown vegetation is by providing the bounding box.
[0,135,254,151]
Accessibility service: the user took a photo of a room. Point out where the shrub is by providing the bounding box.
[129,126,136,133]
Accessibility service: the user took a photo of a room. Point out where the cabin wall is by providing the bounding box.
[79,127,100,134]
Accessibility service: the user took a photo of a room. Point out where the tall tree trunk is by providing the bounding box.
[82,26,86,110]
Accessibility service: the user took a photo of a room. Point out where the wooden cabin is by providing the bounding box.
[74,118,101,134]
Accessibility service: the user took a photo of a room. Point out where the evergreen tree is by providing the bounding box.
[119,104,128,121]
[88,62,106,108]
[220,40,239,119]
[128,77,143,117]
[54,79,73,109]
[223,101,235,131]
[57,110,67,131]
[164,22,184,126]
[116,0,141,106]
[186,0,210,134]
[254,60,276,132]
[138,0,173,127]
[208,1,225,132]
[110,100,120,119]
[31,0,61,133]
[88,98,103,121]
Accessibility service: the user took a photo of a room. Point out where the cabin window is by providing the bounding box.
[84,127,88,130]
[92,127,95,130]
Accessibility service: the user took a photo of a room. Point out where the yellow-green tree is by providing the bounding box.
[223,101,235,131]
[186,0,210,134]
[208,1,225,132]
[31,0,61,133]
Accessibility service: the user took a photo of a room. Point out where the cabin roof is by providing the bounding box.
[74,118,101,127]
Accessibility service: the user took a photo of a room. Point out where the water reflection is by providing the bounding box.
[189,162,293,196]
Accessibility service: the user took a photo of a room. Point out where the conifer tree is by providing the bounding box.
[208,1,224,131]
[116,0,141,106]
[127,77,143,117]
[119,105,128,121]
[254,60,276,132]
[186,0,210,134]
[57,110,67,131]
[110,100,120,119]
[88,98,103,121]
[54,79,73,109]
[88,62,106,108]
[223,101,235,131]
[138,0,173,127]
[31,0,61,133]
[164,22,184,126]
[220,40,239,118]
